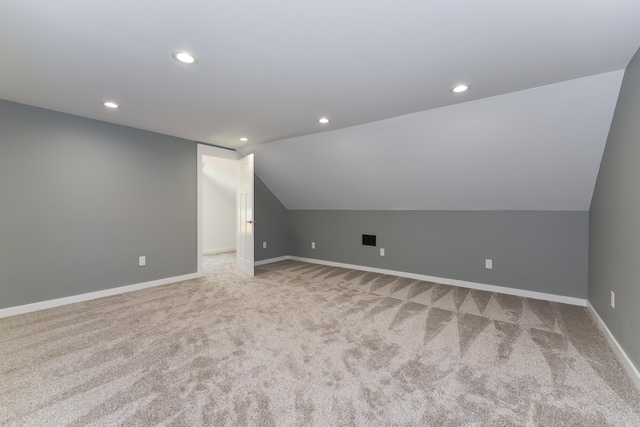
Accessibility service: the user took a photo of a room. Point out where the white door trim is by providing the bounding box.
[236,154,255,276]
[197,144,239,276]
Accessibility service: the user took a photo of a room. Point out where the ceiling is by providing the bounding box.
[241,71,623,210]
[1,1,640,150]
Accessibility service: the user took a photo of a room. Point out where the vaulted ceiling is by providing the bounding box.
[2,1,639,210]
[241,71,623,210]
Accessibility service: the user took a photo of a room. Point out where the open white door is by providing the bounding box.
[236,154,254,276]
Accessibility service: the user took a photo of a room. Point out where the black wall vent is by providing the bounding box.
[362,234,377,246]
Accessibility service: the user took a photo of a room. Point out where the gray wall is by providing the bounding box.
[289,210,588,298]
[0,100,197,309]
[254,176,289,261]
[590,47,640,370]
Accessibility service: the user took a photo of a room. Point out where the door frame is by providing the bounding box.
[236,153,255,276]
[196,144,240,276]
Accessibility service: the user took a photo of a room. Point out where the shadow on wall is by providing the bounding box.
[202,156,237,254]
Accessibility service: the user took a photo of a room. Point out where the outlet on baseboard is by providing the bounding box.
[263,241,267,249]
[138,256,146,267]
[311,242,316,249]
[485,259,492,269]
[611,291,615,308]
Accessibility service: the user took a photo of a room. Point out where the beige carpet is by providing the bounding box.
[1,253,639,426]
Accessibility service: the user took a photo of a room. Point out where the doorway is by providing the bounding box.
[196,144,254,277]
[202,155,237,255]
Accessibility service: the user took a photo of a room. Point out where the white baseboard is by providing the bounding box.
[0,272,202,319]
[255,256,290,266]
[587,301,640,390]
[260,255,586,306]
[203,247,235,255]
[270,254,639,387]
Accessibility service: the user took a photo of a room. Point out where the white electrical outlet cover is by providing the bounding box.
[311,242,315,249]
[263,241,267,249]
[611,291,615,308]
[380,248,385,256]
[139,256,146,266]
[485,259,492,269]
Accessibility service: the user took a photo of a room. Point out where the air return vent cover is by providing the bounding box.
[362,234,376,246]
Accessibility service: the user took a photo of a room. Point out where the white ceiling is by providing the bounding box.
[1,1,639,150]
[2,1,638,211]
[241,71,623,210]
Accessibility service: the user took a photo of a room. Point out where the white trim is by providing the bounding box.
[587,301,640,390]
[0,272,202,319]
[197,144,240,278]
[251,255,586,306]
[203,247,236,255]
[255,256,289,266]
[288,256,587,306]
[198,144,240,161]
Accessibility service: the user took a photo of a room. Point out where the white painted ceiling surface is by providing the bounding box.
[0,1,639,150]
[1,1,638,211]
[241,71,623,210]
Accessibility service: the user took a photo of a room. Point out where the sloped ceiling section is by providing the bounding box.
[241,71,623,211]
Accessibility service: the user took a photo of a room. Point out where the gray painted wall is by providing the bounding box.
[590,47,640,370]
[0,100,197,309]
[254,176,289,261]
[289,210,588,298]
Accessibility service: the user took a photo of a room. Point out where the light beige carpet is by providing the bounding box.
[1,253,639,426]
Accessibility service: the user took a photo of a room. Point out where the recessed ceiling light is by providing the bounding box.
[318,117,330,124]
[240,137,248,142]
[171,50,199,65]
[451,84,470,93]
[103,101,119,109]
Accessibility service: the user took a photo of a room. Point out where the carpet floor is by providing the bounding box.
[1,253,639,426]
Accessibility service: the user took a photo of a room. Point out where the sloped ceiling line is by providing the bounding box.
[243,71,624,211]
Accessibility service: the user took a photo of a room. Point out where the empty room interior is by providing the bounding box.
[2,1,640,425]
